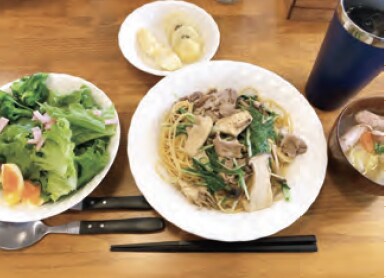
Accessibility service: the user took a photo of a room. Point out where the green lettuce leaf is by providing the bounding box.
[0,91,32,121]
[0,120,37,177]
[33,118,77,201]
[11,73,49,109]
[71,125,116,146]
[41,103,105,132]
[48,85,99,109]
[74,139,109,187]
[42,102,116,145]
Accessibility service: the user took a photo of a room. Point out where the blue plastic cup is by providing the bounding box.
[305,0,384,111]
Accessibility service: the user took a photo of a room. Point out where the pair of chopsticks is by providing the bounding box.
[111,235,317,253]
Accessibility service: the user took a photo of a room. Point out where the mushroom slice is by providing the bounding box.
[243,154,273,211]
[179,91,203,102]
[355,110,384,131]
[214,111,252,137]
[184,116,213,157]
[280,134,308,158]
[340,125,369,153]
[179,180,216,208]
[213,134,244,158]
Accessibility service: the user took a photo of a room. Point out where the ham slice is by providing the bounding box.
[105,118,118,125]
[27,127,45,150]
[32,111,55,130]
[33,111,51,123]
[35,137,46,151]
[92,109,102,116]
[44,118,56,130]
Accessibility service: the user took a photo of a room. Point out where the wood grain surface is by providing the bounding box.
[0,0,383,277]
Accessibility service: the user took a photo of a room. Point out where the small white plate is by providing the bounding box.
[118,0,220,76]
[128,61,327,242]
[0,74,120,222]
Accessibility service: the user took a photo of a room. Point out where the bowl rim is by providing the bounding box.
[334,95,384,186]
[118,0,221,76]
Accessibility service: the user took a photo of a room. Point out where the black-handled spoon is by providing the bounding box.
[0,217,165,251]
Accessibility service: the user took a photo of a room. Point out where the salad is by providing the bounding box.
[0,73,117,206]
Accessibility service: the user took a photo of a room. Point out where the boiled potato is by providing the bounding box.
[173,38,201,63]
[170,25,202,63]
[137,28,162,57]
[164,12,190,40]
[171,25,201,47]
[137,28,182,71]
[154,47,183,71]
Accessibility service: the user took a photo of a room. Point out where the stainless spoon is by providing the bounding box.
[0,217,165,250]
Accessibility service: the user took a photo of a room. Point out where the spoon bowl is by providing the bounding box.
[0,221,79,251]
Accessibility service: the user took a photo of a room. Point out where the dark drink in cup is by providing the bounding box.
[306,0,384,111]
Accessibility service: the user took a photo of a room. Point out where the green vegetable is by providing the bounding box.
[11,73,49,109]
[48,85,99,109]
[206,148,244,176]
[232,158,249,200]
[176,107,187,114]
[207,149,248,198]
[183,158,227,193]
[247,105,277,155]
[69,105,117,145]
[0,121,37,177]
[374,143,384,154]
[176,123,193,136]
[42,103,105,132]
[280,181,291,202]
[0,91,32,121]
[174,111,195,137]
[184,148,249,196]
[71,125,116,146]
[75,139,109,187]
[33,118,77,201]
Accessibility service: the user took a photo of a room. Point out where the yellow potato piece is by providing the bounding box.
[164,12,191,40]
[137,28,182,71]
[171,25,201,47]
[173,38,202,63]
[154,47,183,71]
[137,28,162,57]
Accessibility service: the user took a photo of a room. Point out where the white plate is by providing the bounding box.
[0,73,120,222]
[128,60,327,242]
[118,0,220,76]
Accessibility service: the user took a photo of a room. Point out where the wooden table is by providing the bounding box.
[0,1,383,277]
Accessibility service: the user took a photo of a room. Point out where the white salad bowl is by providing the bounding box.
[128,60,327,242]
[0,73,120,222]
[118,0,220,76]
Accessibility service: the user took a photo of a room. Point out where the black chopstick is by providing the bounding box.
[110,235,317,253]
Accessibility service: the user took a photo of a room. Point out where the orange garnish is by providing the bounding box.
[360,131,374,153]
[22,181,42,205]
